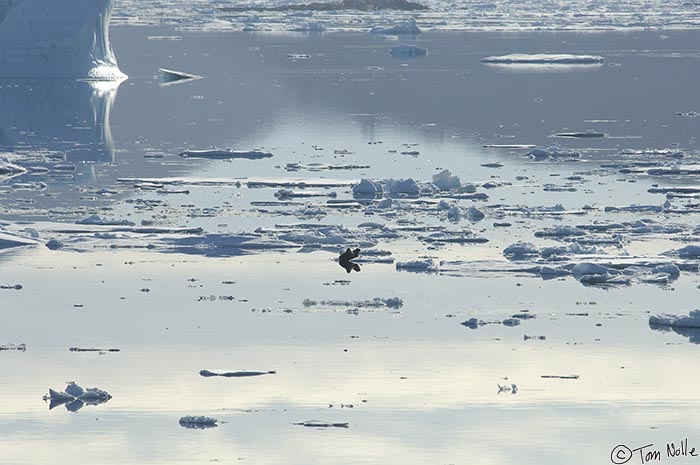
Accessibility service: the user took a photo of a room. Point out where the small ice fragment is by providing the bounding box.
[465,206,484,222]
[294,421,349,428]
[159,68,202,86]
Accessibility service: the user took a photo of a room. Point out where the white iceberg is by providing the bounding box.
[0,0,126,79]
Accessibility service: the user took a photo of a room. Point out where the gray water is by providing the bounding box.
[1,28,700,465]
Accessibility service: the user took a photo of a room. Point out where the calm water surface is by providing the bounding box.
[0,28,699,465]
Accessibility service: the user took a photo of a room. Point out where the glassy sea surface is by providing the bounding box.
[1,27,700,464]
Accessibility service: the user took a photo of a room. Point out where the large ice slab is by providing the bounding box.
[0,0,126,79]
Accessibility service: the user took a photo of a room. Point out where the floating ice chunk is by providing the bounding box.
[535,226,586,238]
[649,310,700,329]
[76,215,135,226]
[44,382,111,411]
[291,22,327,32]
[447,206,461,221]
[527,146,580,160]
[465,206,484,222]
[432,170,461,191]
[670,245,700,259]
[390,44,427,57]
[570,263,619,276]
[64,382,84,397]
[481,54,604,65]
[353,179,383,196]
[651,263,681,278]
[294,421,348,428]
[502,318,521,327]
[0,158,26,176]
[396,259,438,272]
[540,243,599,259]
[179,416,219,429]
[370,19,421,35]
[553,132,606,139]
[0,0,126,79]
[179,149,273,160]
[386,178,420,195]
[199,369,276,378]
[159,68,202,86]
[538,266,571,278]
[503,242,539,260]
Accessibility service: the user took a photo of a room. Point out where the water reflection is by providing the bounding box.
[0,78,124,164]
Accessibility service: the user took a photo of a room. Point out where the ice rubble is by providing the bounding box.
[370,18,421,34]
[0,0,126,79]
[481,54,604,65]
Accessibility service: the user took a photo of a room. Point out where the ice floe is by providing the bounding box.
[43,382,111,412]
[482,54,604,65]
[179,416,219,429]
[179,149,273,160]
[199,369,276,378]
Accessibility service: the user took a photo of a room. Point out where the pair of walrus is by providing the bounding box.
[338,248,361,273]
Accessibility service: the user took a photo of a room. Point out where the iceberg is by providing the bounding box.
[0,0,126,79]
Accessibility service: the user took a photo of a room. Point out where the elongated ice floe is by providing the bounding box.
[179,416,219,429]
[481,54,604,65]
[179,149,273,160]
[0,0,126,79]
[200,369,276,378]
